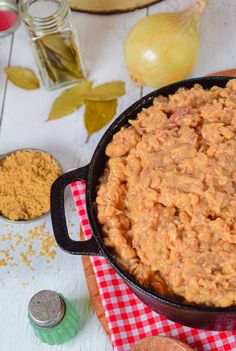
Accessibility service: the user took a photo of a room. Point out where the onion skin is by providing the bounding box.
[124,12,200,88]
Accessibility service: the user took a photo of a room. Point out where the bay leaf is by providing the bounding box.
[38,32,85,83]
[40,31,76,63]
[41,49,82,85]
[4,66,40,90]
[44,47,75,83]
[73,41,81,67]
[36,40,58,83]
[84,99,117,136]
[56,54,85,80]
[84,81,125,101]
[54,68,83,85]
[47,80,93,121]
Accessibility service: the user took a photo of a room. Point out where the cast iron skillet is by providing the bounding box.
[51,76,236,331]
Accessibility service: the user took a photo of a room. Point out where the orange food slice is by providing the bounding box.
[131,336,194,351]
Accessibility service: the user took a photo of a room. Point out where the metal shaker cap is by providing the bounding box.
[28,290,66,328]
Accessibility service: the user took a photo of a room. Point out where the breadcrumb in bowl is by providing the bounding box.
[0,148,62,223]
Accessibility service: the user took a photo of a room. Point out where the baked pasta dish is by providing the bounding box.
[96,80,236,308]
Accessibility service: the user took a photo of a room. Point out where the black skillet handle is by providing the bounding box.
[50,165,102,256]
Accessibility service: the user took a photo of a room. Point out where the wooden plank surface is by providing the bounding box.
[0,1,236,350]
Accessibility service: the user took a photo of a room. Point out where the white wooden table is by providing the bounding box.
[0,1,236,350]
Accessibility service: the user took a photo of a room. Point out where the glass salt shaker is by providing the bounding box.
[19,0,86,90]
[28,290,79,345]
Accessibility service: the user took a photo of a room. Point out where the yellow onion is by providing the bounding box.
[124,0,208,88]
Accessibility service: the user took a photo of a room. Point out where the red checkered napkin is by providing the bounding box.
[71,181,236,351]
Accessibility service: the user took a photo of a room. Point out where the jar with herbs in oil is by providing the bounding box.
[19,0,85,90]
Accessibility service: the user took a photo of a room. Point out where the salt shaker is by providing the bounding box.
[19,0,86,90]
[28,290,79,345]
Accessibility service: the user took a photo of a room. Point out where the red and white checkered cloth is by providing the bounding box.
[71,181,236,351]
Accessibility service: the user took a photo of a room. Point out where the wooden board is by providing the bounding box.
[82,255,111,338]
[81,68,236,341]
[80,229,110,338]
[207,69,236,76]
[70,0,161,14]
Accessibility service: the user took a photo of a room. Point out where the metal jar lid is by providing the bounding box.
[0,0,20,37]
[28,290,66,328]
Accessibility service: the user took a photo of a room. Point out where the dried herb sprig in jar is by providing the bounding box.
[19,0,85,90]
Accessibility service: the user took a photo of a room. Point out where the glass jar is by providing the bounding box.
[19,0,86,91]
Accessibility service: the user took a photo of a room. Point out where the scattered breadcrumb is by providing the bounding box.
[21,281,29,288]
[0,259,6,267]
[68,220,75,228]
[0,223,58,270]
